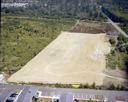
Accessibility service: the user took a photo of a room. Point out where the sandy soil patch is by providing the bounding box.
[8,32,110,85]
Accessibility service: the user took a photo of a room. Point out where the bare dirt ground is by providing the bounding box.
[8,32,110,85]
[70,21,118,34]
[103,69,128,87]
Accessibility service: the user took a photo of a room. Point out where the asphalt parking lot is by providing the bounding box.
[0,84,128,102]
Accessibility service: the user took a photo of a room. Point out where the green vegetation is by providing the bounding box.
[106,35,128,70]
[111,8,128,34]
[1,0,106,21]
[104,7,128,34]
[99,0,128,11]
[10,82,126,90]
[109,38,116,46]
[12,82,96,89]
[102,3,128,21]
[120,23,128,34]
[109,8,128,34]
[99,0,128,33]
[74,100,96,102]
[110,9,128,21]
[0,16,74,74]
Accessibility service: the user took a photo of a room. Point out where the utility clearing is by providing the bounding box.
[8,32,110,85]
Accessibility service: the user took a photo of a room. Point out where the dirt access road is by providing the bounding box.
[8,32,110,85]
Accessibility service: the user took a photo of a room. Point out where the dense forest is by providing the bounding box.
[2,0,128,21]
[1,0,105,20]
[98,0,128,9]
[101,7,128,23]
[99,0,128,34]
[1,0,36,3]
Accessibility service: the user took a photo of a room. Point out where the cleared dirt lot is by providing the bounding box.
[70,21,118,34]
[8,32,110,85]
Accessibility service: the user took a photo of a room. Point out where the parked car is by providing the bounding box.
[5,90,22,102]
[32,91,42,102]
[5,93,18,102]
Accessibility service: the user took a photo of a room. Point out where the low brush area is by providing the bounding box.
[0,16,75,75]
[106,35,128,70]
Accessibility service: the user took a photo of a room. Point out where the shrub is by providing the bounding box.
[109,38,116,46]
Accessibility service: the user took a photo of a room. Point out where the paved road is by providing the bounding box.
[107,18,128,37]
[38,87,128,102]
[0,84,128,102]
[17,86,38,102]
[100,5,128,37]
[0,88,14,102]
[0,84,23,102]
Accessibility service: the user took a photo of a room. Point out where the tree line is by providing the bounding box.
[101,7,128,23]
[1,0,105,21]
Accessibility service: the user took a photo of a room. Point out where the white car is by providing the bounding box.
[33,91,42,99]
[5,90,22,102]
